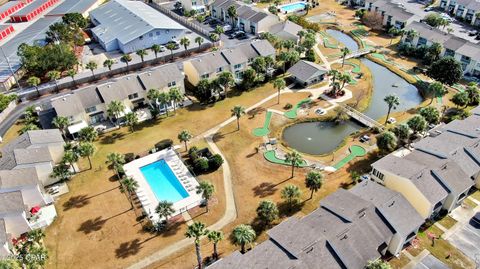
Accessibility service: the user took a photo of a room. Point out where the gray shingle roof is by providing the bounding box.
[90,0,185,44]
[26,129,63,145]
[0,168,40,189]
[350,181,424,236]
[221,42,258,65]
[0,191,24,214]
[270,21,303,39]
[97,75,145,104]
[189,51,230,76]
[51,94,85,118]
[405,22,451,44]
[73,86,104,109]
[137,64,184,91]
[287,60,327,82]
[13,147,53,165]
[251,39,276,57]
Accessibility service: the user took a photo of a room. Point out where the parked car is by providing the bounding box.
[469,30,478,36]
[223,24,232,31]
[359,135,370,143]
[424,6,434,11]
[440,13,454,22]
[236,32,248,40]
[209,19,220,26]
[174,1,182,9]
[229,30,244,39]
[165,40,180,50]
[387,117,396,124]
[360,174,370,181]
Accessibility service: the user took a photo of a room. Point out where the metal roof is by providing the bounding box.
[46,0,98,16]
[13,0,52,16]
[0,1,23,14]
[90,0,185,45]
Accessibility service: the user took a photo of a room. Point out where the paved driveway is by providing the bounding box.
[448,219,480,264]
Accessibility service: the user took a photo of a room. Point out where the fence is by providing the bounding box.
[0,100,16,125]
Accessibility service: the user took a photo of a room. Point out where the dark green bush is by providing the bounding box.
[155,139,173,151]
[208,154,223,170]
[194,157,209,173]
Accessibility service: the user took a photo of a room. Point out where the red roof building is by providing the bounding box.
[0,24,14,41]
[10,0,58,22]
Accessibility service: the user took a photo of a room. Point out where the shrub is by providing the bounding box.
[194,157,209,173]
[155,139,173,151]
[124,153,135,163]
[0,94,16,112]
[188,146,199,160]
[208,154,224,170]
[284,103,293,109]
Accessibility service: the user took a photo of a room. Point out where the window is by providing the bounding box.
[216,67,223,73]
[85,106,97,113]
[156,31,160,35]
[234,64,242,69]
[128,93,139,100]
[166,30,170,33]
[168,81,176,87]
[139,35,143,40]
[372,168,385,180]
[201,74,209,79]
[149,33,153,37]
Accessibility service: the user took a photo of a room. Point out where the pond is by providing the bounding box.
[282,30,423,155]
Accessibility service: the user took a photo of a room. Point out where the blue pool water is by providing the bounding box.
[280,2,306,12]
[140,160,189,203]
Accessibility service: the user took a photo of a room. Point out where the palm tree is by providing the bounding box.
[156,200,175,223]
[158,92,171,116]
[169,87,183,113]
[195,36,204,48]
[305,171,323,200]
[27,76,41,96]
[207,230,224,260]
[427,81,446,105]
[388,27,399,45]
[393,123,411,146]
[166,43,177,61]
[231,105,246,131]
[178,130,193,151]
[78,126,98,142]
[62,149,79,173]
[209,33,220,46]
[341,47,350,67]
[106,152,125,179]
[85,61,97,78]
[103,59,115,71]
[232,224,255,253]
[121,54,132,70]
[185,221,209,269]
[52,116,69,139]
[125,112,139,132]
[196,180,215,212]
[214,25,224,35]
[383,94,400,125]
[120,176,139,209]
[376,131,398,154]
[180,37,191,56]
[285,150,304,178]
[107,100,126,124]
[147,88,160,111]
[227,5,237,26]
[217,71,234,96]
[46,70,61,92]
[273,78,286,104]
[297,30,306,43]
[136,49,148,63]
[256,200,278,227]
[281,40,295,51]
[281,184,301,210]
[151,44,162,59]
[50,164,73,181]
[67,69,77,86]
[78,142,95,170]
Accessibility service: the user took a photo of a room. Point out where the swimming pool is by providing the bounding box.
[140,159,189,203]
[279,2,306,13]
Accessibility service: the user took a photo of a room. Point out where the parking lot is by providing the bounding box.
[447,207,480,265]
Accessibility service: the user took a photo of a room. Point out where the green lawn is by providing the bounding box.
[252,111,273,137]
[437,215,457,230]
[284,98,311,119]
[264,150,308,167]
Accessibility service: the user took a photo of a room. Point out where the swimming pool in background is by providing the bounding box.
[279,2,306,13]
[140,159,189,203]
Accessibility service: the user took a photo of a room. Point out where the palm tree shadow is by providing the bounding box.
[247,107,266,119]
[115,239,142,259]
[78,217,107,234]
[99,132,126,144]
[63,195,89,211]
[278,201,304,218]
[252,182,277,197]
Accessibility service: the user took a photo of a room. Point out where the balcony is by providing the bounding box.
[28,205,57,230]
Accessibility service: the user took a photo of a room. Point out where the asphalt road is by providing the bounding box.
[448,220,480,264]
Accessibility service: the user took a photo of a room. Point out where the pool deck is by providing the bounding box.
[123,148,202,222]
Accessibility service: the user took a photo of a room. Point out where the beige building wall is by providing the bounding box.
[183,61,201,86]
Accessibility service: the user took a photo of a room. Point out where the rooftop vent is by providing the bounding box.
[107,85,111,88]
[388,201,395,207]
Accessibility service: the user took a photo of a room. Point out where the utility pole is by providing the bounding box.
[1,47,22,91]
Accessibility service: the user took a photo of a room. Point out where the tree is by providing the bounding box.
[78,126,98,142]
[136,49,148,62]
[195,79,212,102]
[340,47,350,67]
[214,25,224,35]
[383,94,400,125]
[158,92,171,116]
[251,57,267,76]
[18,43,77,76]
[46,70,61,92]
[281,40,295,51]
[424,13,443,27]
[166,43,177,61]
[207,230,224,260]
[256,200,278,227]
[227,5,238,26]
[106,152,125,179]
[366,259,392,269]
[281,184,302,210]
[0,258,21,269]
[62,13,87,29]
[285,150,304,178]
[426,81,446,105]
[305,171,323,199]
[273,78,286,104]
[52,116,69,139]
[232,224,256,253]
[46,22,74,43]
[63,149,79,173]
[20,123,40,134]
[85,61,97,78]
[178,129,193,151]
[120,176,139,209]
[465,83,480,105]
[217,71,234,96]
[195,36,204,48]
[407,115,427,136]
[78,142,95,170]
[376,131,398,154]
[103,59,115,71]
[169,87,183,113]
[67,69,76,85]
[27,76,41,96]
[231,105,246,131]
[425,42,442,64]
[362,11,384,30]
[180,37,191,56]
[451,91,469,108]
[388,27,400,45]
[151,44,162,59]
[297,30,306,43]
[156,200,175,223]
[125,112,139,132]
[120,54,132,69]
[427,57,462,86]
[185,221,209,269]
[107,100,126,124]
[196,180,215,212]
[241,68,257,89]
[50,163,73,181]
[419,106,440,124]
[392,123,411,146]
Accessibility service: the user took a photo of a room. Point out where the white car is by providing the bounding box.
[387,117,396,124]
[222,24,232,31]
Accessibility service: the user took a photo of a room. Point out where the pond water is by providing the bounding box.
[282,30,423,155]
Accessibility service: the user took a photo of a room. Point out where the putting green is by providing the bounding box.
[324,38,340,49]
[264,150,308,167]
[284,98,311,119]
[333,145,367,170]
[252,111,273,137]
[344,61,361,74]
